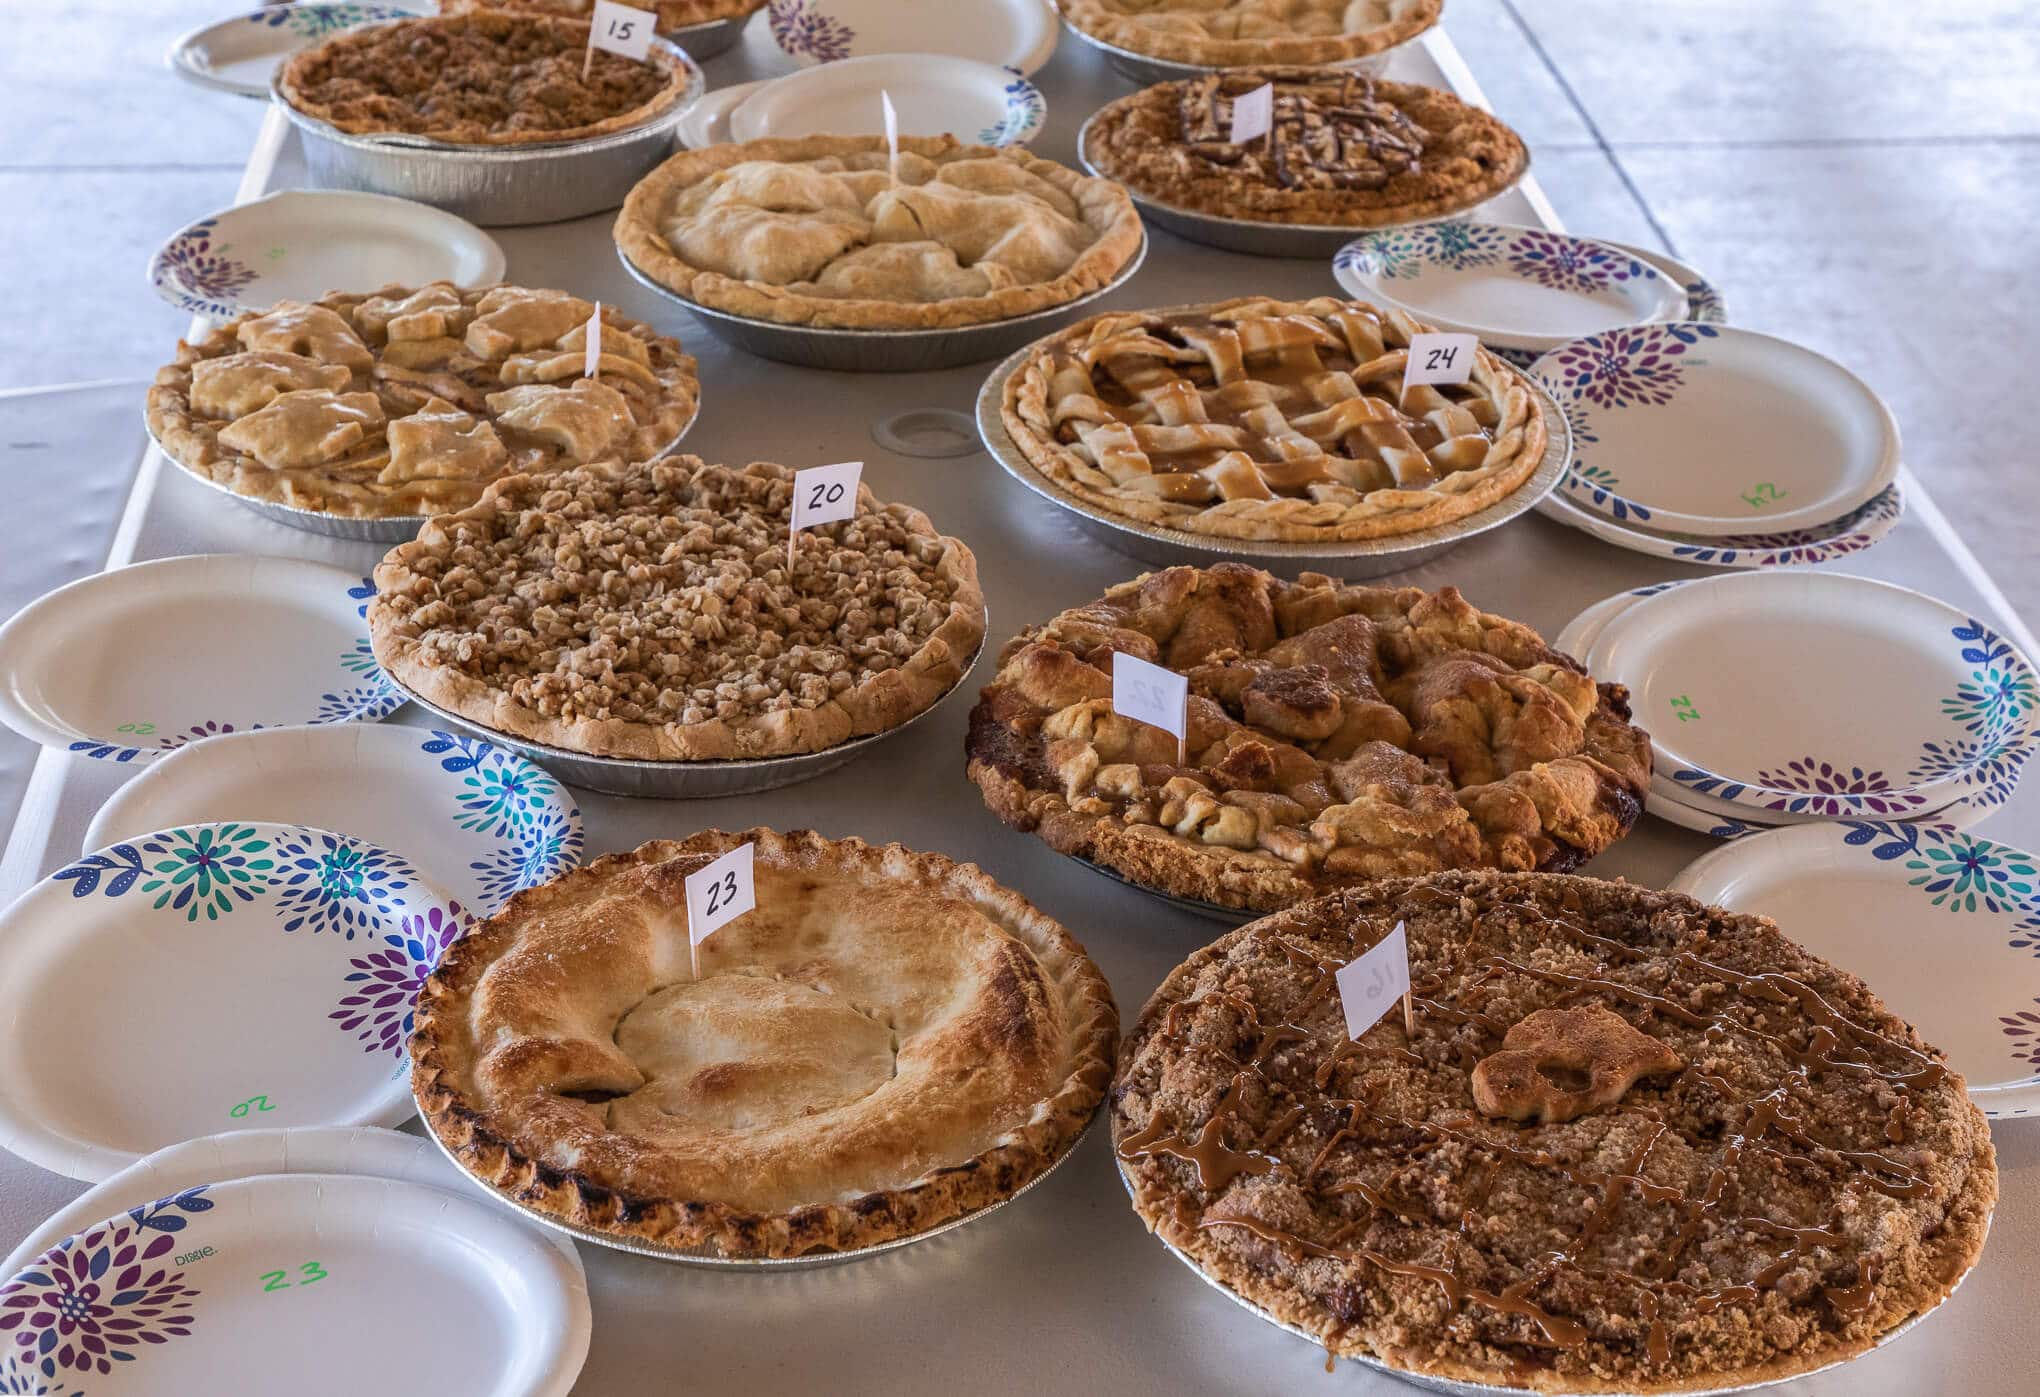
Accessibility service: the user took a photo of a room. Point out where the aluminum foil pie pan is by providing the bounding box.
[1076,110,1529,260]
[973,328,1571,581]
[1071,855,1254,926]
[1060,18,1413,87]
[273,38,705,227]
[423,1101,1096,1271]
[617,232,1147,372]
[378,638,983,798]
[1114,1159,1985,1395]
[668,12,748,60]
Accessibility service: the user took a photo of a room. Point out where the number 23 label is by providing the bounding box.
[685,843,755,948]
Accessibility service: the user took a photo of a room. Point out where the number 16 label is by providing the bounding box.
[685,842,755,949]
[1402,333,1479,391]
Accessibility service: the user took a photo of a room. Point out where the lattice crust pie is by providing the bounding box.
[1084,70,1529,226]
[1061,0,1441,66]
[146,284,699,519]
[370,456,986,760]
[1113,872,1997,1392]
[413,829,1119,1257]
[441,0,767,29]
[278,12,692,145]
[614,135,1145,330]
[1000,297,1548,542]
[966,565,1650,913]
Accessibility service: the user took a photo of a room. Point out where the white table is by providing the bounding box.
[2,21,2033,1396]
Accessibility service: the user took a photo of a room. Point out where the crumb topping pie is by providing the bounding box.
[1084,70,1529,227]
[147,283,699,519]
[614,135,1145,330]
[1113,872,1997,1391]
[369,456,986,760]
[967,565,1650,913]
[278,12,693,145]
[441,0,766,30]
[1000,297,1549,542]
[1061,0,1441,66]
[412,829,1119,1256]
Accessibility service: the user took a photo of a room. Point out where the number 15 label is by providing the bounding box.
[1403,333,1478,390]
[590,1,655,61]
[685,843,755,948]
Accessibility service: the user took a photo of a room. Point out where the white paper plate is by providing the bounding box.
[676,77,769,148]
[728,52,1046,146]
[1531,325,1900,536]
[0,1172,589,1396]
[1332,222,1687,352]
[1535,474,1904,569]
[167,2,419,99]
[0,555,403,765]
[1643,781,1991,841]
[765,0,1059,74]
[149,189,505,320]
[1587,572,2039,818]
[0,822,459,1181]
[85,723,584,915]
[1670,822,2040,1119]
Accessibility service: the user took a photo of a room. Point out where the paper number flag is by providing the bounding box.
[1111,651,1188,743]
[1336,921,1411,1041]
[1229,82,1275,145]
[583,302,601,379]
[881,90,901,176]
[589,0,656,62]
[1403,333,1479,394]
[684,842,755,961]
[790,461,863,531]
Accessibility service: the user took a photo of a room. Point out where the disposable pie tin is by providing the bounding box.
[378,638,984,798]
[1071,855,1255,926]
[669,12,748,60]
[273,38,705,227]
[617,232,1147,372]
[973,321,1571,581]
[1059,18,1411,88]
[1076,111,1530,260]
[423,1096,1097,1271]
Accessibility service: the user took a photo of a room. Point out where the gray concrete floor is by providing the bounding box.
[0,0,2031,621]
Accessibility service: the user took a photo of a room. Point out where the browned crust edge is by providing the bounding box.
[1061,0,1443,66]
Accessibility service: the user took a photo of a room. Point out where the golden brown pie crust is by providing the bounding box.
[440,0,767,30]
[1061,0,1441,66]
[412,829,1119,1257]
[613,135,1146,330]
[999,297,1549,543]
[370,456,987,760]
[966,565,1650,913]
[278,13,692,145]
[1112,871,1997,1391]
[1083,70,1529,227]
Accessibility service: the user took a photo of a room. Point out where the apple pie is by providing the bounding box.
[1114,871,1996,1390]
[1000,297,1549,542]
[1061,0,1441,66]
[146,283,699,519]
[966,565,1651,913]
[614,135,1145,330]
[412,828,1119,1256]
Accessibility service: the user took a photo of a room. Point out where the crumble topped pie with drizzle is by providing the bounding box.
[999,297,1549,542]
[441,0,767,31]
[1060,0,1441,67]
[146,283,699,519]
[1113,872,1996,1391]
[369,456,985,760]
[1083,70,1529,227]
[278,12,692,145]
[966,565,1649,913]
[412,829,1118,1257]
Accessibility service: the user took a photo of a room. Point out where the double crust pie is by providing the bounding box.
[966,565,1650,913]
[1112,872,1997,1390]
[369,456,986,760]
[1083,70,1529,227]
[411,829,1119,1256]
[614,135,1145,330]
[278,12,692,145]
[440,0,767,30]
[1000,297,1550,542]
[1060,0,1442,66]
[146,283,699,519]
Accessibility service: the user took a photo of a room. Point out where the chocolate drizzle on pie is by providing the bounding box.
[1180,73,1427,192]
[1111,872,1996,1389]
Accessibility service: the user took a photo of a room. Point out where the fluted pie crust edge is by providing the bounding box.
[1059,0,1442,66]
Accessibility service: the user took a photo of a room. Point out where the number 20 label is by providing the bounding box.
[790,461,863,532]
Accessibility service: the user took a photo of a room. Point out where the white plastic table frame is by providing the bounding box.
[2,21,2034,1397]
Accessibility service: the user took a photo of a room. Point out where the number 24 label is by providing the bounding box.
[1402,333,1478,390]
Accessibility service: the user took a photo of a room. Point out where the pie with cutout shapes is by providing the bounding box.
[1000,297,1548,542]
[1060,0,1441,66]
[966,564,1651,913]
[411,828,1119,1257]
[614,135,1145,330]
[1113,870,1996,1391]
[146,283,698,519]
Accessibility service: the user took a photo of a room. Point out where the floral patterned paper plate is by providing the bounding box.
[1670,821,2040,1119]
[1331,222,1688,352]
[1530,323,1901,536]
[728,52,1047,146]
[0,556,404,765]
[167,2,419,99]
[150,189,505,321]
[1585,571,2039,819]
[0,1172,589,1395]
[84,722,582,916]
[767,0,1060,74]
[0,822,459,1182]
[1535,474,1904,569]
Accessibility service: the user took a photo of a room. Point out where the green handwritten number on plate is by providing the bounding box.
[260,1262,329,1294]
[229,1094,276,1119]
[115,721,156,736]
[1669,696,1701,723]
[299,1262,328,1286]
[260,1270,289,1293]
[1740,482,1787,509]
